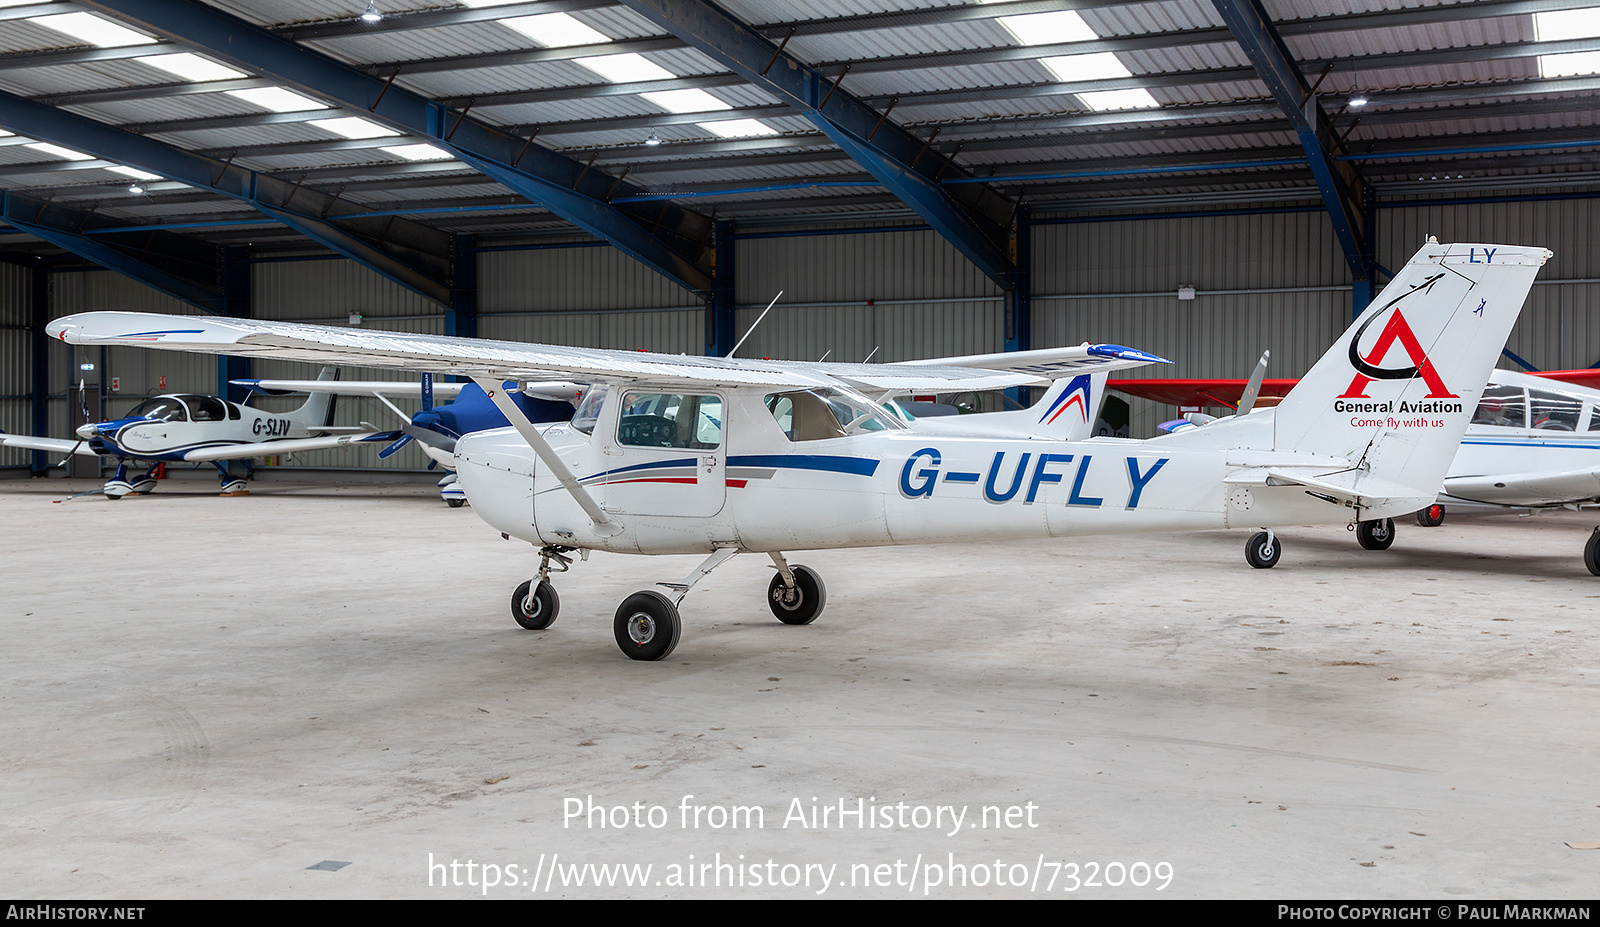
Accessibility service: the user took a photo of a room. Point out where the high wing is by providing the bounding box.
[0,433,99,457]
[176,431,402,462]
[1107,377,1300,408]
[51,313,1166,394]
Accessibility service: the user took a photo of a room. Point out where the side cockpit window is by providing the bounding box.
[617,392,722,449]
[1471,385,1526,429]
[1528,388,1581,431]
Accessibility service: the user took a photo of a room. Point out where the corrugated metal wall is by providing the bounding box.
[5,195,1596,475]
[0,263,31,469]
[1377,196,1600,372]
[734,229,1004,363]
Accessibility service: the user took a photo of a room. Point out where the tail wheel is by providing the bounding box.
[614,591,681,661]
[511,579,559,630]
[1415,504,1445,528]
[1357,518,1396,550]
[1244,531,1280,569]
[767,565,826,625]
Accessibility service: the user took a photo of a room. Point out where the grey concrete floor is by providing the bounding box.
[2,478,1598,899]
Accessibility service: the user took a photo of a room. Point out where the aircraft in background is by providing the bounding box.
[0,368,400,497]
[47,240,1548,660]
[233,374,582,506]
[1111,366,1600,573]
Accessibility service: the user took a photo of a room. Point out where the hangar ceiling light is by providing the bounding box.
[226,87,328,113]
[994,10,1098,46]
[380,143,454,161]
[310,116,401,139]
[701,119,778,138]
[1078,88,1161,111]
[137,53,246,82]
[26,12,157,48]
[575,53,676,83]
[1041,52,1133,82]
[108,166,162,181]
[500,12,610,47]
[642,89,731,114]
[25,142,92,161]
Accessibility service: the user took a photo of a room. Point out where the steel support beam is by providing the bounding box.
[0,91,454,306]
[1213,0,1369,284]
[0,188,228,313]
[448,234,478,341]
[79,0,715,295]
[30,261,48,475]
[1005,206,1032,407]
[708,221,735,358]
[218,245,251,404]
[617,0,1016,290]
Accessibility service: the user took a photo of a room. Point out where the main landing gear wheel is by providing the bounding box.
[1357,518,1396,550]
[1245,531,1281,569]
[1415,504,1446,528]
[1584,529,1600,577]
[511,579,560,630]
[768,565,827,625]
[447,498,466,508]
[615,591,681,661]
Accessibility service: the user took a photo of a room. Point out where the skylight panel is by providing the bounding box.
[1077,89,1160,111]
[641,89,731,113]
[26,142,93,161]
[1539,49,1600,76]
[310,117,400,139]
[226,87,328,113]
[996,10,1097,46]
[137,53,246,82]
[575,53,676,83]
[381,143,454,161]
[1041,52,1131,82]
[456,0,524,6]
[1534,8,1600,40]
[699,119,777,138]
[108,166,162,181]
[500,12,609,47]
[27,12,158,48]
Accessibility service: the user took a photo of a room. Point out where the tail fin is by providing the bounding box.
[292,367,339,429]
[1272,240,1549,501]
[1029,372,1109,440]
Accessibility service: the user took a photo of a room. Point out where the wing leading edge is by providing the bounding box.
[51,312,1166,394]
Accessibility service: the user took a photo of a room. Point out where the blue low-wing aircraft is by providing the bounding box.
[0,368,401,497]
[45,240,1549,661]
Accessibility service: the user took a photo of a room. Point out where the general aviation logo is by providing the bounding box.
[1339,273,1459,400]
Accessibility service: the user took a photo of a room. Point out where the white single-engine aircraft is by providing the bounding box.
[47,240,1549,661]
[0,368,400,497]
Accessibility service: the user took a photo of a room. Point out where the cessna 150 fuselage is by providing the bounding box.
[48,240,1550,661]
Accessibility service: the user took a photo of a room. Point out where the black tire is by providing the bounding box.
[1585,529,1600,577]
[446,498,466,508]
[511,579,560,630]
[1415,504,1445,528]
[614,590,681,661]
[1244,531,1280,569]
[1357,518,1396,551]
[767,565,826,624]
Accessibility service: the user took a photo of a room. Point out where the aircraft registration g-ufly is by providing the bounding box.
[47,239,1549,661]
[0,368,401,497]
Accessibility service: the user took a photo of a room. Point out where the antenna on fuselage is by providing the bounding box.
[727,291,783,358]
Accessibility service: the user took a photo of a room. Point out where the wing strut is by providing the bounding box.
[471,377,624,538]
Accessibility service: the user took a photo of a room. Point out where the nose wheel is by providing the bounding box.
[768,564,826,624]
[511,579,560,630]
[1244,530,1280,569]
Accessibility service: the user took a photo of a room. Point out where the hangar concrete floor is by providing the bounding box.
[2,479,1598,900]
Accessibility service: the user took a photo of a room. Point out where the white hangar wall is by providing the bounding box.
[5,195,1596,474]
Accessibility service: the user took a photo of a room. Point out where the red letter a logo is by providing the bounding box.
[1339,309,1457,399]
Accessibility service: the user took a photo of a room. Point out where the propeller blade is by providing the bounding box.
[377,434,413,459]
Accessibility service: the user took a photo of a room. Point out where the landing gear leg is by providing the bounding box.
[103,461,134,500]
[612,547,739,661]
[511,546,577,630]
[1245,529,1280,569]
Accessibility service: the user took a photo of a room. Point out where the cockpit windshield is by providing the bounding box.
[766,387,904,441]
[571,384,608,436]
[128,397,189,422]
